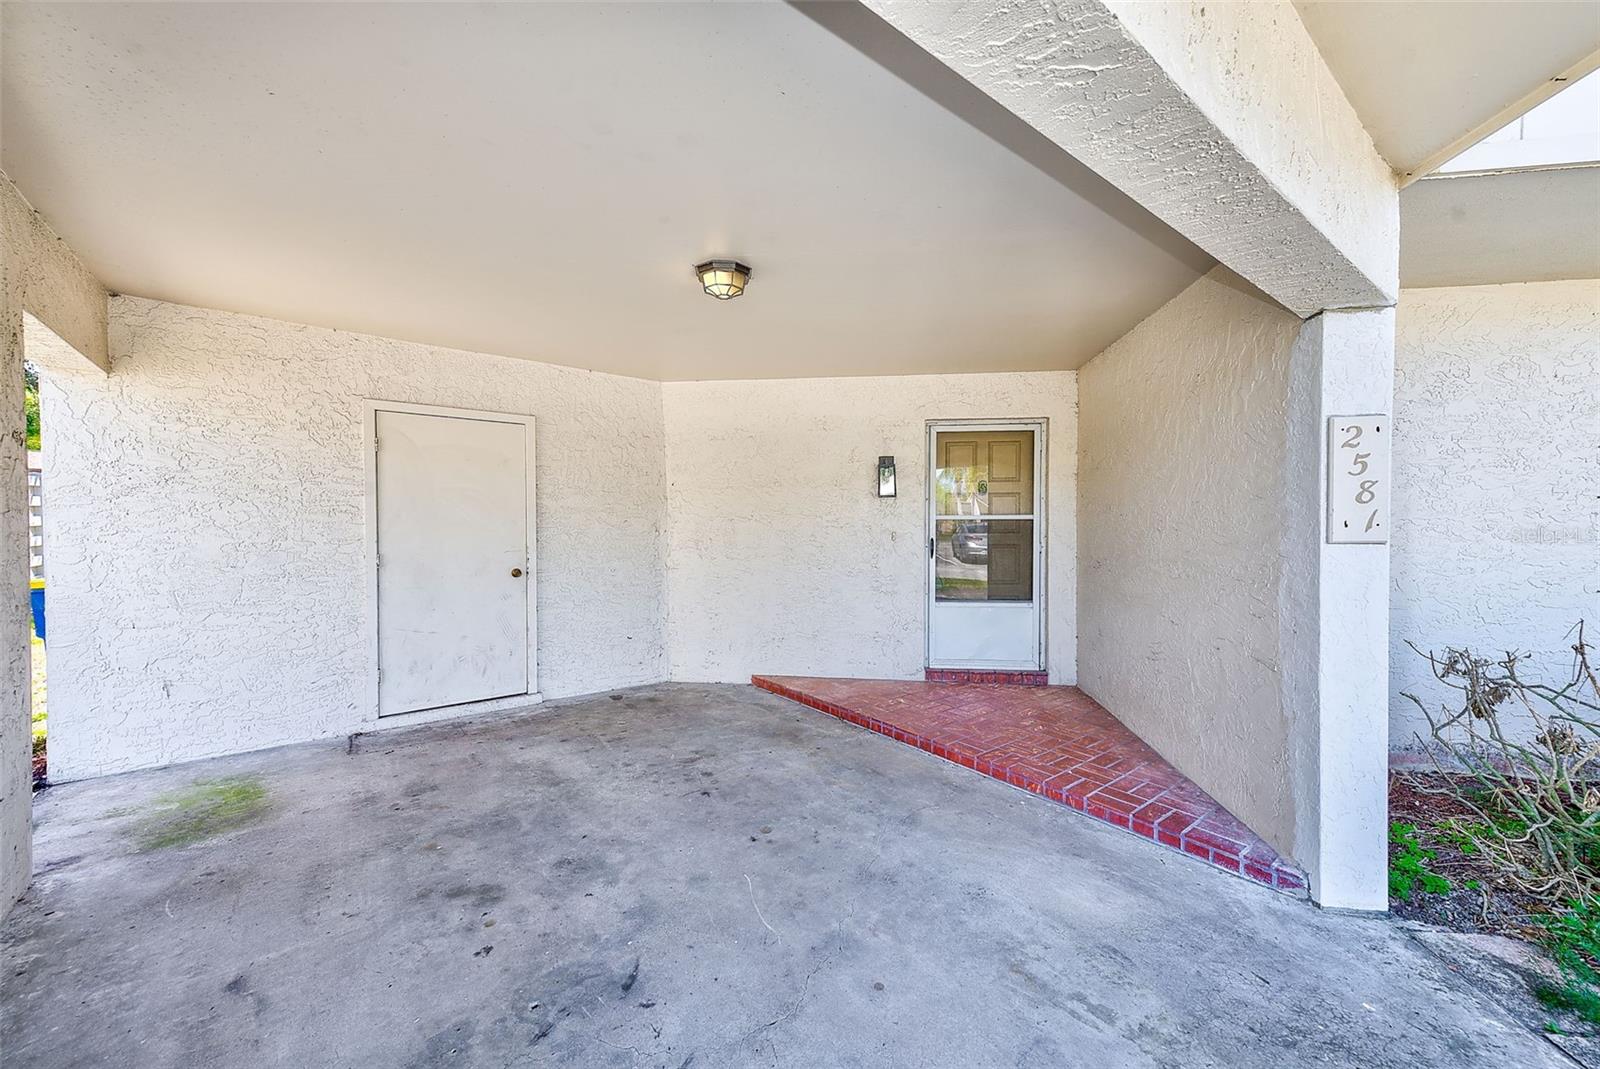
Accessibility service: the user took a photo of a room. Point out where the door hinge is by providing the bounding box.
[929,537,935,558]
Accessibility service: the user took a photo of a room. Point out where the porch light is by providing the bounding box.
[878,456,896,498]
[694,259,752,300]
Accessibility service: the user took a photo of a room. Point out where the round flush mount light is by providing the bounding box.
[694,259,752,301]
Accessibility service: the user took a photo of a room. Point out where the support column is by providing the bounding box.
[0,172,108,917]
[1284,309,1395,911]
[0,222,27,917]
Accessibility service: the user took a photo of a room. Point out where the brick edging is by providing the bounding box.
[925,668,1048,686]
[752,675,1307,898]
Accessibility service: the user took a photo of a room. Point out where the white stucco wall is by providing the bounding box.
[42,304,1080,778]
[662,373,1077,685]
[1077,268,1304,859]
[41,297,669,780]
[1390,280,1600,751]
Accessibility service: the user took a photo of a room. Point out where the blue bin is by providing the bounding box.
[29,586,44,642]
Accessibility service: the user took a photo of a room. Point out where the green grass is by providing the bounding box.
[133,776,270,851]
[1537,983,1600,1027]
[1534,898,1600,1028]
[25,378,39,452]
[1389,821,1451,901]
[1438,818,1482,855]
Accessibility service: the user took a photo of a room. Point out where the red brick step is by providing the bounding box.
[752,674,1306,896]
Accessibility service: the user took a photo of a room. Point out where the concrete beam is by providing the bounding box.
[0,171,108,916]
[2,173,110,372]
[858,0,1398,316]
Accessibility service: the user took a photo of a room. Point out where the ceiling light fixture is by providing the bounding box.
[694,259,752,301]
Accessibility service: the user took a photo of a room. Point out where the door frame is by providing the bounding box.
[925,418,1047,672]
[362,399,539,722]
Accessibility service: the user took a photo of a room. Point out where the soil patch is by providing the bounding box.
[1389,770,1547,940]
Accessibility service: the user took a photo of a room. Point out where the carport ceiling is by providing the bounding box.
[0,1,1211,381]
[1293,0,1600,180]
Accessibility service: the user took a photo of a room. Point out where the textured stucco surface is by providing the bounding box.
[1,172,108,370]
[1081,270,1395,907]
[663,374,1077,685]
[0,173,107,914]
[40,298,669,780]
[1078,269,1303,860]
[1282,308,1394,911]
[863,0,1397,315]
[1390,281,1600,750]
[43,305,1082,779]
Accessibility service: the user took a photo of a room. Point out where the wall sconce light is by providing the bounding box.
[694,259,752,300]
[877,455,896,498]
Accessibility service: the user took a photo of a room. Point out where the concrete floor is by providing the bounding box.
[0,683,1568,1068]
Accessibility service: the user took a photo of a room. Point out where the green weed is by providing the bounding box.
[1389,821,1451,901]
[1534,897,1600,1028]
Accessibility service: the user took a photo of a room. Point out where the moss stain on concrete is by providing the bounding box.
[132,776,270,851]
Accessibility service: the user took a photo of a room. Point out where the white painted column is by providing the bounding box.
[1284,309,1395,911]
[0,173,108,917]
[0,202,34,917]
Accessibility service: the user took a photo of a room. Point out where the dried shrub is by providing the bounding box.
[1403,622,1600,1021]
[1403,622,1600,903]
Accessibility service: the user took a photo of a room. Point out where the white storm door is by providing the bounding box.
[927,423,1045,670]
[375,409,530,716]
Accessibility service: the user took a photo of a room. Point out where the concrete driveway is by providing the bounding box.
[1,684,1566,1067]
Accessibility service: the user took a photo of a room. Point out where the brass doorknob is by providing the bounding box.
[511,568,523,578]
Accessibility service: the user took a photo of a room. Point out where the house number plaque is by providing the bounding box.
[1327,415,1389,545]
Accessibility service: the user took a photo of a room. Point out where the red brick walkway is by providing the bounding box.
[752,675,1307,896]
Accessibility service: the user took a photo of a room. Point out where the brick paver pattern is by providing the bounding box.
[752,675,1306,895]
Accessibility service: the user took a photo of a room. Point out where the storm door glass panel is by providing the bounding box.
[933,430,1035,603]
[934,521,1037,601]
